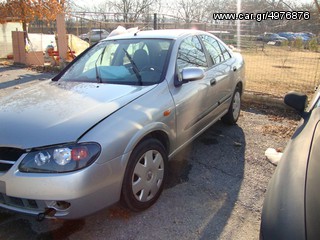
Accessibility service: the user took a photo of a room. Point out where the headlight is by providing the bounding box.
[19,143,101,173]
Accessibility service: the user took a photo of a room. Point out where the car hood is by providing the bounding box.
[0,80,155,149]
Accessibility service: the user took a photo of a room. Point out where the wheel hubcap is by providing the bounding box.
[132,150,164,202]
[232,92,241,119]
[146,171,153,181]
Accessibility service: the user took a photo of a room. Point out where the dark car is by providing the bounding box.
[260,87,320,239]
[294,32,313,43]
[257,33,288,45]
[277,32,296,41]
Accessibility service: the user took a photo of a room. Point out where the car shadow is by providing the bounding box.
[158,120,245,239]
[242,101,300,121]
[187,121,246,239]
[0,211,85,240]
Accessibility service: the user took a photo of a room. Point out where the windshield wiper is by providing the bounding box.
[123,48,142,85]
[95,60,101,83]
[95,55,102,83]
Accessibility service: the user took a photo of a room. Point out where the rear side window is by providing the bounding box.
[200,35,231,65]
[219,44,231,61]
[177,36,208,72]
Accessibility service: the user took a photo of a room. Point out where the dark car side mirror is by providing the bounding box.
[284,91,308,116]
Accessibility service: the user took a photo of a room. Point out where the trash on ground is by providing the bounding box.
[265,147,283,166]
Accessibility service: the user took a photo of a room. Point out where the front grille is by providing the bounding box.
[0,193,40,210]
[0,147,26,173]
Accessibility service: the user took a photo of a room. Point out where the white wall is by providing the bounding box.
[0,22,23,58]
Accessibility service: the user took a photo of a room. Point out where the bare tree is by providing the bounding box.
[112,0,155,22]
[314,0,320,14]
[176,0,195,23]
[91,1,114,22]
[173,0,237,23]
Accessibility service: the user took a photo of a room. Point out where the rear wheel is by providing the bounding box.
[222,87,241,125]
[121,138,167,211]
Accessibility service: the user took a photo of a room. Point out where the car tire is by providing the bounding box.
[121,138,168,211]
[222,86,241,125]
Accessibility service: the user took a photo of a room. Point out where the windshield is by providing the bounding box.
[60,38,172,86]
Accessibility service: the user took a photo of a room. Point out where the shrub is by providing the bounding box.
[282,40,289,47]
[308,38,318,52]
[294,37,303,49]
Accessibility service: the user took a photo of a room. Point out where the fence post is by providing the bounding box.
[154,13,157,30]
[56,13,68,68]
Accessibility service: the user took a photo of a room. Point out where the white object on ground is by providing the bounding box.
[265,148,283,166]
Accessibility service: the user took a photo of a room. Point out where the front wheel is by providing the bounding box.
[222,87,241,125]
[121,138,168,211]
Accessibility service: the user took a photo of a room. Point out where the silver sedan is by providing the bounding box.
[0,29,245,219]
[79,29,110,43]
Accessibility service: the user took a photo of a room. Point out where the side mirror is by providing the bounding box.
[284,91,308,116]
[181,67,204,82]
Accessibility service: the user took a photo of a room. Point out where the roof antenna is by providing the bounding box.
[134,30,140,36]
[125,27,140,36]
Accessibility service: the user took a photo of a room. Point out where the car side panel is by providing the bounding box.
[164,34,244,156]
[169,76,212,145]
[305,119,320,240]
[206,57,239,110]
[261,111,320,239]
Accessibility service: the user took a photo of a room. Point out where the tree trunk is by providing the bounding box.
[22,21,30,46]
[314,0,320,14]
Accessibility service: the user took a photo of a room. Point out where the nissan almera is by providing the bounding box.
[0,29,245,219]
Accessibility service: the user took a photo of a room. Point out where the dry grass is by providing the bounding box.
[242,46,320,98]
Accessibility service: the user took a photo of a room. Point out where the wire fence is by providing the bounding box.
[244,47,319,97]
[239,40,320,98]
[27,14,320,98]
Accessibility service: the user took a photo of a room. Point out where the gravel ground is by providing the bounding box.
[0,64,299,240]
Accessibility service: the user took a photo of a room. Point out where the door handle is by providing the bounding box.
[210,79,216,86]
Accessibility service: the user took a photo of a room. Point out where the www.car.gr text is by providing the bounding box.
[213,11,310,22]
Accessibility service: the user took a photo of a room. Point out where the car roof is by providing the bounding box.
[105,29,207,41]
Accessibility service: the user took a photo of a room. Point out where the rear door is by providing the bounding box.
[199,34,235,113]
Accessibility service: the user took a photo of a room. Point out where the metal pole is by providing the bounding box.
[154,13,157,30]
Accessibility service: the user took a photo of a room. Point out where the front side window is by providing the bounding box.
[177,36,208,72]
[60,39,172,86]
